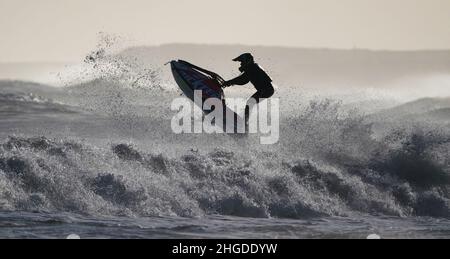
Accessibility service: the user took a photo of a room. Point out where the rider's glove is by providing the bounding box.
[223,81,232,88]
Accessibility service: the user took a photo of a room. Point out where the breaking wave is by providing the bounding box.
[0,91,77,115]
[0,92,51,104]
[0,134,448,219]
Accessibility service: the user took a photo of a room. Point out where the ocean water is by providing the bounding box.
[0,53,449,239]
[1,211,449,239]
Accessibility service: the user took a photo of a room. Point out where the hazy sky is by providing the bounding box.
[1,0,449,62]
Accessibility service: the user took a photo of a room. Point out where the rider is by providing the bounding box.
[223,53,275,123]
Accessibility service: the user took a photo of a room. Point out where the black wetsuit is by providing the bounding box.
[226,62,274,119]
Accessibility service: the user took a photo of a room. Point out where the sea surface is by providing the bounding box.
[1,211,449,239]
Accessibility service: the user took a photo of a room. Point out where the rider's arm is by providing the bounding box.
[225,73,250,86]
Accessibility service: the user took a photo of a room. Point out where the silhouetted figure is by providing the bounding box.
[224,53,274,123]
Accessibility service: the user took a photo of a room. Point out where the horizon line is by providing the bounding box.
[1,42,449,64]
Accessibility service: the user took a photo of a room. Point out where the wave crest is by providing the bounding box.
[0,136,448,219]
